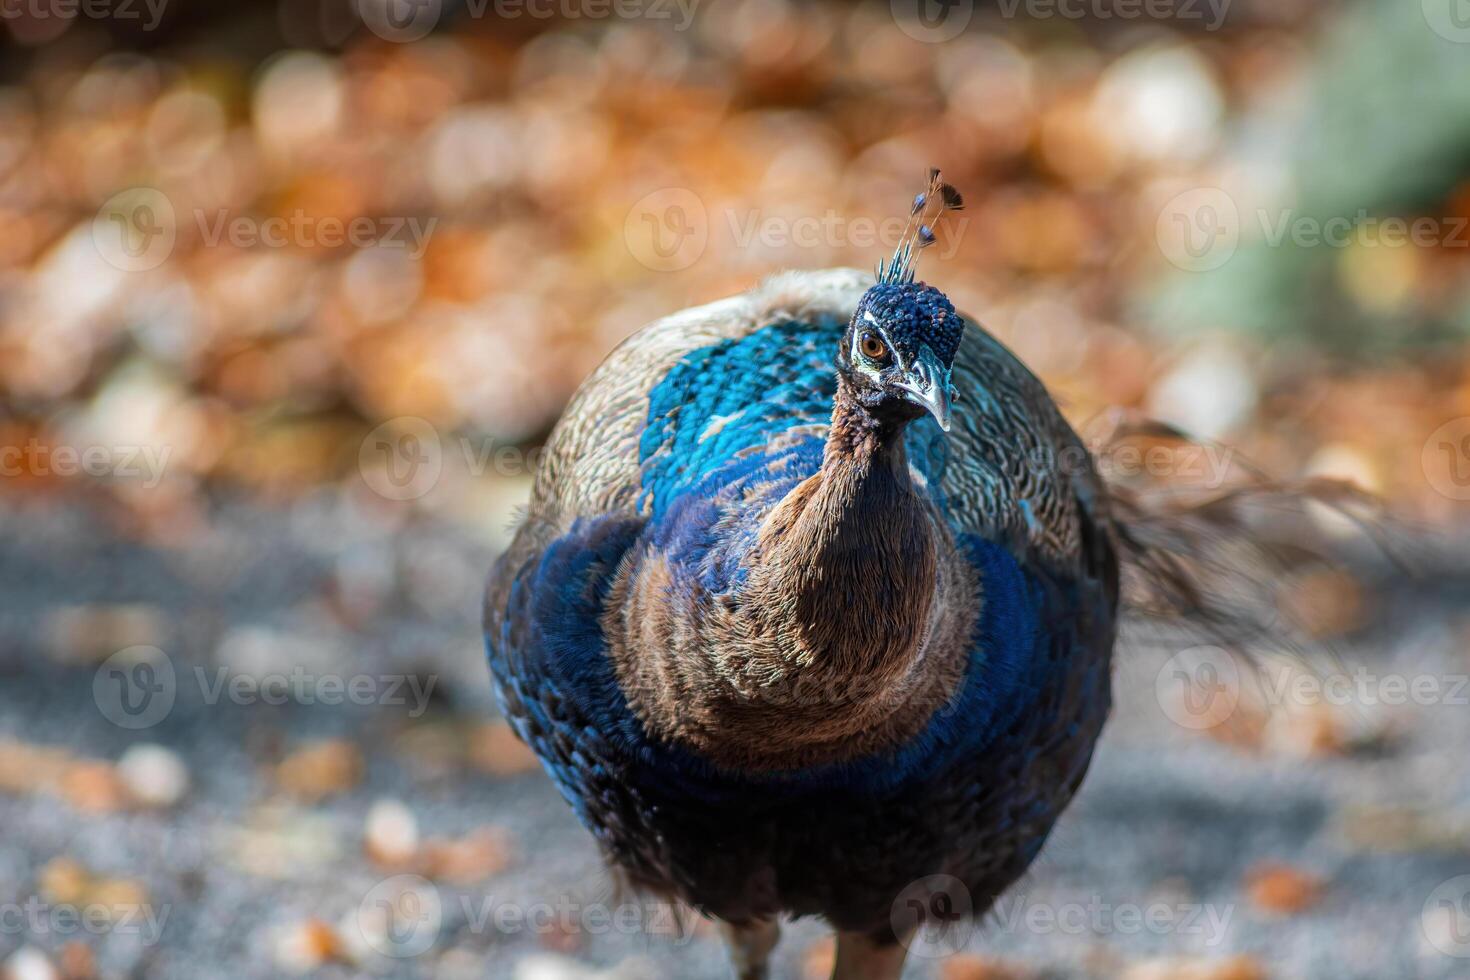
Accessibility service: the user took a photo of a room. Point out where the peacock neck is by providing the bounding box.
[751,376,937,667]
[819,375,914,479]
[645,374,968,768]
[605,377,976,772]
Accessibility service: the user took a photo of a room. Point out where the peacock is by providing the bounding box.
[483,172,1278,979]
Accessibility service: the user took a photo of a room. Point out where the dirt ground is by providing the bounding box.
[1,493,1467,980]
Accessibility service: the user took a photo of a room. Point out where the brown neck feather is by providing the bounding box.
[752,377,937,674]
[605,375,976,771]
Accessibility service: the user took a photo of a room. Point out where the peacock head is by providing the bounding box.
[841,282,962,432]
[839,170,965,432]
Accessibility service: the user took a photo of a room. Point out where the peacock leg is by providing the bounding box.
[830,930,911,980]
[719,918,781,980]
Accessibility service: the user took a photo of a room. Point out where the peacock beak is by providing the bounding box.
[893,344,954,432]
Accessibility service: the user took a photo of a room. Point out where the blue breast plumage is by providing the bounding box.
[484,268,1117,939]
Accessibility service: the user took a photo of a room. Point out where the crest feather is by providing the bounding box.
[876,169,964,285]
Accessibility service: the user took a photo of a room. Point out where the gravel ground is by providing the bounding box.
[1,493,1468,980]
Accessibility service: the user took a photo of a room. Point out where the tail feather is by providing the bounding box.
[1090,411,1398,655]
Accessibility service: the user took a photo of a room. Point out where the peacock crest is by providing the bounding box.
[844,170,968,429]
[874,168,965,287]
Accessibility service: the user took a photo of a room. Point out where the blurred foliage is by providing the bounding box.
[0,0,1466,531]
[1148,0,1470,355]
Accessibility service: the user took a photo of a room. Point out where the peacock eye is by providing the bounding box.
[859,331,889,363]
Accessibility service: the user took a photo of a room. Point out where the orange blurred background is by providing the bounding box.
[2,0,1468,537]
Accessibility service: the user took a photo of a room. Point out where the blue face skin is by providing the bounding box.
[841,282,963,431]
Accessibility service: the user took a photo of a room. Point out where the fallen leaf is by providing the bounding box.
[1245,862,1323,915]
[469,722,541,777]
[275,740,363,802]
